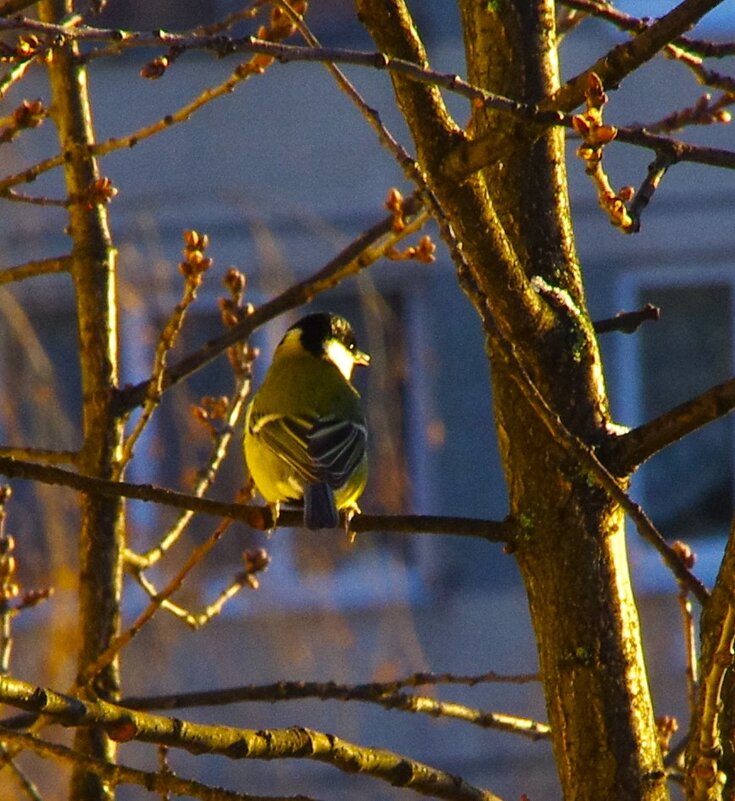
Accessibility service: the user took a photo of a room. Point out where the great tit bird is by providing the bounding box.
[244,312,370,530]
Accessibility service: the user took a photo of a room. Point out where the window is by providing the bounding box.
[613,268,735,588]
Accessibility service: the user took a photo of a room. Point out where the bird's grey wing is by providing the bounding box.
[307,416,367,487]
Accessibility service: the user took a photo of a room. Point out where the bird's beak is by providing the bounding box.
[354,349,370,367]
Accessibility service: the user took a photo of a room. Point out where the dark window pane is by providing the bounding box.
[636,283,732,538]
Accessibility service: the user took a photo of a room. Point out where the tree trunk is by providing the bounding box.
[39,2,123,799]
[356,1,668,798]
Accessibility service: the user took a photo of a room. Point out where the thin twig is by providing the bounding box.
[0,17,546,121]
[123,681,551,741]
[132,567,255,629]
[4,752,43,801]
[559,0,735,59]
[592,304,660,335]
[671,541,699,720]
[126,367,253,569]
[116,235,213,477]
[628,153,675,233]
[79,516,235,688]
[614,125,735,170]
[0,255,72,286]
[124,670,541,711]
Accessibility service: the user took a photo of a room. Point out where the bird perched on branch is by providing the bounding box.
[244,312,369,530]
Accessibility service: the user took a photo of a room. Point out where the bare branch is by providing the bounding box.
[592,304,661,334]
[123,680,551,741]
[126,365,253,569]
[628,153,674,232]
[547,0,731,113]
[615,125,735,170]
[115,232,214,478]
[0,255,71,286]
[560,0,735,58]
[0,725,321,801]
[603,376,735,475]
[123,671,541,712]
[0,675,507,801]
[0,447,78,465]
[80,517,236,688]
[0,17,545,121]
[0,455,513,542]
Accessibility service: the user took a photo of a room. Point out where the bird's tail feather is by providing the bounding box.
[304,483,339,529]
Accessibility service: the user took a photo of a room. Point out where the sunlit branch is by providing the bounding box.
[0,446,78,466]
[116,234,214,479]
[131,566,256,629]
[0,56,36,101]
[0,255,72,286]
[0,726,317,801]
[123,681,551,741]
[687,523,735,800]
[0,675,506,801]
[603,376,735,476]
[124,671,541,711]
[1,189,67,206]
[4,753,43,801]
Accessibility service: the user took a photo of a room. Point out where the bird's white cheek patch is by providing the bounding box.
[325,339,356,381]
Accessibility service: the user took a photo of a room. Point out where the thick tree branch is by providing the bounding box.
[0,455,512,542]
[602,376,735,476]
[0,675,506,801]
[37,1,123,796]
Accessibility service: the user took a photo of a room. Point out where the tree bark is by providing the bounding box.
[38,2,123,799]
[356,1,667,799]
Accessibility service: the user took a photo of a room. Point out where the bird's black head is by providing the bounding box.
[290,312,360,358]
